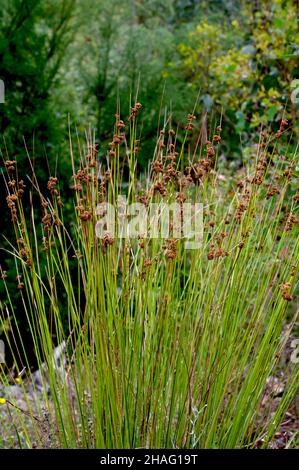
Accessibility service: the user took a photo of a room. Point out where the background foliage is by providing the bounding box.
[1,0,298,168]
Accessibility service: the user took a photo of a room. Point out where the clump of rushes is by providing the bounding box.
[0,104,298,449]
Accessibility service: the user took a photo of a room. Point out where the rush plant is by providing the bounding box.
[0,106,298,448]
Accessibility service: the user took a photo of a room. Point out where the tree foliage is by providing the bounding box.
[175,0,299,154]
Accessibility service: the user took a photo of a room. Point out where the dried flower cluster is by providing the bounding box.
[164,239,178,260]
[4,160,16,174]
[185,113,196,131]
[129,102,142,120]
[6,194,18,223]
[280,283,293,302]
[76,199,92,222]
[252,151,267,185]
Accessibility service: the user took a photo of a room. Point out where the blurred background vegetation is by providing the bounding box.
[1,0,298,170]
[0,0,298,362]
